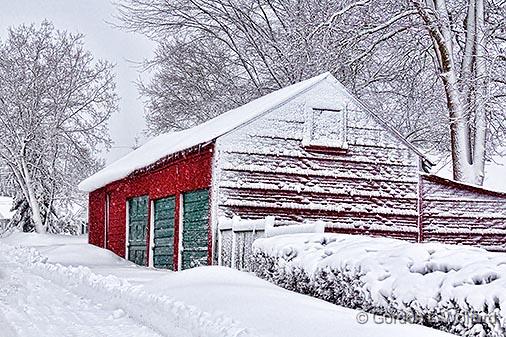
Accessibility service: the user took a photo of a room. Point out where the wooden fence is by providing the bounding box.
[217,216,325,270]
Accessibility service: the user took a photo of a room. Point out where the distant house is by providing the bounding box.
[79,72,506,270]
[0,196,13,231]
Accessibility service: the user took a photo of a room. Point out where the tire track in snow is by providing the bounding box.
[0,252,163,337]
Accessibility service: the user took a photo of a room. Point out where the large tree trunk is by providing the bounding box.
[19,153,45,233]
[472,0,487,185]
[416,0,487,185]
[442,72,475,183]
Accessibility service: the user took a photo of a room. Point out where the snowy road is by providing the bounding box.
[0,252,161,337]
[0,233,458,337]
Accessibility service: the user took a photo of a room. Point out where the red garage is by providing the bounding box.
[79,72,506,271]
[84,145,213,271]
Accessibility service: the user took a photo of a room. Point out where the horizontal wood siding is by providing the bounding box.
[213,79,420,240]
[420,175,506,250]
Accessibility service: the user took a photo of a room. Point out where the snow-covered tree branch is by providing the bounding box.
[0,22,117,233]
[116,0,505,185]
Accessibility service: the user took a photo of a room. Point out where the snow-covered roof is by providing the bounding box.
[79,72,432,192]
[0,196,14,220]
[428,154,506,193]
[78,72,332,192]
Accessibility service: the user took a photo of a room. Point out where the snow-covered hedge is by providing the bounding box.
[2,243,258,337]
[252,234,506,337]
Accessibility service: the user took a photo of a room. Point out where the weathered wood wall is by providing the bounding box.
[211,77,506,251]
[212,78,420,242]
[419,174,506,251]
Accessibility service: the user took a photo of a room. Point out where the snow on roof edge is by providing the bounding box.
[78,72,332,192]
[421,173,506,197]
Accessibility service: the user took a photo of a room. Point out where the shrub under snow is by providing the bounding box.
[252,234,506,337]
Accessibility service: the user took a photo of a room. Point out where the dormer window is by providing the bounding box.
[303,107,348,151]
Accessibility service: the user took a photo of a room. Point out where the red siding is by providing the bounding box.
[88,188,106,248]
[419,174,506,251]
[215,99,420,241]
[87,145,213,270]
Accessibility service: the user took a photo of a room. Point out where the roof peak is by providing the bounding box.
[79,72,332,192]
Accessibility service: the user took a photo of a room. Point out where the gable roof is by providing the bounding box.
[78,72,431,192]
[78,73,330,192]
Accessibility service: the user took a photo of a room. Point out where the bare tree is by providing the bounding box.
[408,0,504,184]
[116,0,505,184]
[0,22,116,233]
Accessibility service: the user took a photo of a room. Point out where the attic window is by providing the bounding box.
[303,107,348,150]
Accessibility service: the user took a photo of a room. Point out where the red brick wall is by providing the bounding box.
[87,145,213,269]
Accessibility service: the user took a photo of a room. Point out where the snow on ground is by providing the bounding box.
[253,233,506,315]
[0,232,456,337]
[142,267,458,337]
[1,233,167,285]
[0,245,161,337]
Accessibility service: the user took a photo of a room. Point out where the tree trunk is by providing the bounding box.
[20,156,45,233]
[442,71,475,183]
[416,0,488,185]
[472,0,487,185]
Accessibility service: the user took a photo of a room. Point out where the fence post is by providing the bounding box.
[417,173,424,243]
[217,226,223,266]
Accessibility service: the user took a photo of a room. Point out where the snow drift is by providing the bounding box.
[252,233,506,337]
[1,242,257,337]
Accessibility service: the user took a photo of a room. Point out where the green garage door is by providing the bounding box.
[128,195,148,266]
[153,196,175,269]
[182,189,209,270]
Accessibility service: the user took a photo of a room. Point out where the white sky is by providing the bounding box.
[0,0,155,163]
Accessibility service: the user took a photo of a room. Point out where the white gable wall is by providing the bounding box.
[211,78,420,255]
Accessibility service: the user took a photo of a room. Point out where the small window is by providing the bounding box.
[303,107,348,150]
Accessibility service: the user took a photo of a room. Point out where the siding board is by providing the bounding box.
[420,175,506,250]
[214,79,420,239]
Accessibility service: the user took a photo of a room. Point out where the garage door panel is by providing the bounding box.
[153,196,176,270]
[153,253,172,269]
[183,191,208,202]
[182,250,207,269]
[128,196,148,266]
[154,227,174,238]
[182,189,209,270]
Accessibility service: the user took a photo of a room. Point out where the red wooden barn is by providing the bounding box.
[79,72,506,270]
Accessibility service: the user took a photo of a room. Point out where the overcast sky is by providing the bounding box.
[0,0,156,163]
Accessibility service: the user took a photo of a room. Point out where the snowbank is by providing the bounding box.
[0,232,456,337]
[1,243,256,337]
[142,266,455,337]
[252,233,506,337]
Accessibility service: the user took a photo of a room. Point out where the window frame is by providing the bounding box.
[302,106,348,152]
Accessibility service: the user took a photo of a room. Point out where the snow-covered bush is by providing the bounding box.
[252,234,506,337]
